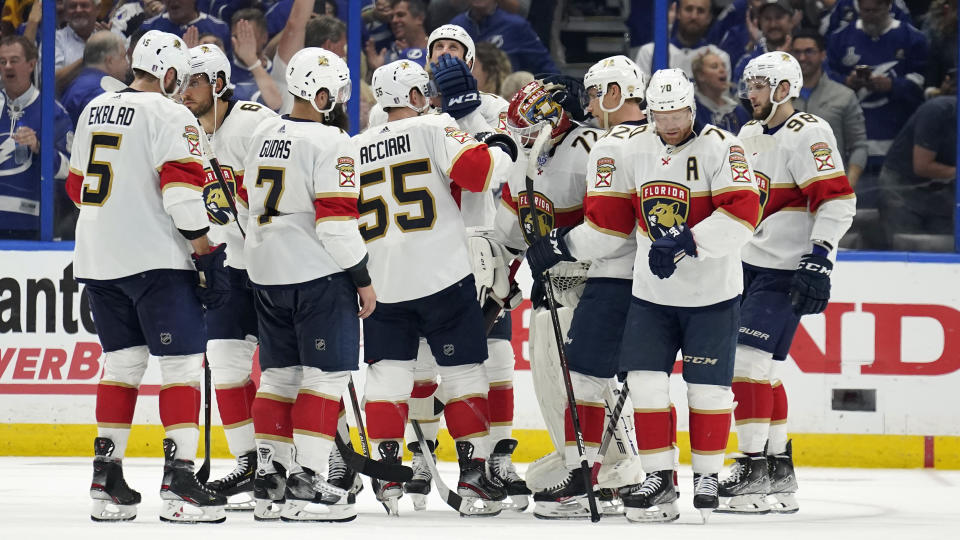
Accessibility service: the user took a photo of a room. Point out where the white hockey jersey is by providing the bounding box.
[738,114,856,270]
[354,113,509,303]
[67,90,209,281]
[566,123,761,307]
[242,116,367,287]
[202,100,277,270]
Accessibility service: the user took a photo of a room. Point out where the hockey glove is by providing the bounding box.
[525,227,575,277]
[790,252,832,315]
[431,53,480,119]
[540,73,590,122]
[475,131,518,162]
[648,224,697,279]
[193,243,230,309]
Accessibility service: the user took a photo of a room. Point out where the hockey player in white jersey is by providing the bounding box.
[534,68,760,524]
[717,52,855,515]
[180,43,277,511]
[242,47,375,523]
[67,30,229,523]
[523,55,648,519]
[356,59,519,517]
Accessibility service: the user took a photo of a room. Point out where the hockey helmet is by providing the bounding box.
[739,51,802,125]
[286,47,351,115]
[131,30,191,97]
[427,24,475,68]
[645,68,696,129]
[371,59,436,114]
[583,55,647,113]
[189,44,234,97]
[505,80,571,147]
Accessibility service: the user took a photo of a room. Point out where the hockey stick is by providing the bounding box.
[196,355,212,483]
[410,420,475,515]
[345,375,393,514]
[590,381,630,484]
[333,432,413,482]
[525,126,601,522]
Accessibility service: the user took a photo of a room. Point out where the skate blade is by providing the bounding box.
[90,499,137,522]
[699,507,714,524]
[280,500,357,522]
[376,496,400,516]
[624,502,680,523]
[600,498,624,516]
[409,493,428,511]
[159,500,226,523]
[502,494,529,512]
[253,498,284,521]
[716,494,771,514]
[533,500,591,520]
[458,497,503,517]
[767,492,799,513]
[224,492,255,511]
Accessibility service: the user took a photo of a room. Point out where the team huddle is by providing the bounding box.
[67,22,855,525]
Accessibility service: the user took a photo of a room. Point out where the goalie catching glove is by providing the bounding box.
[468,227,522,310]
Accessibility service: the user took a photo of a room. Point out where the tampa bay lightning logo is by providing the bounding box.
[0,130,32,175]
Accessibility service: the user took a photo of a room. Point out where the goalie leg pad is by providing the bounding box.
[688,383,734,474]
[157,353,203,461]
[529,306,574,455]
[291,368,349,473]
[733,345,773,455]
[96,346,150,458]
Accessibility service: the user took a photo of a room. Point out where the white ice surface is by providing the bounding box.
[2,457,957,540]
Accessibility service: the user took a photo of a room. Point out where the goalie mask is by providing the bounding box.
[739,51,802,125]
[286,47,352,115]
[505,80,571,148]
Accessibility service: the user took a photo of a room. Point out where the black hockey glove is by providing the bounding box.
[648,224,697,279]
[540,73,590,122]
[525,227,574,277]
[193,243,230,309]
[475,131,518,161]
[790,252,832,315]
[431,53,480,119]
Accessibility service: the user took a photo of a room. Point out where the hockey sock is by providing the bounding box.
[562,372,605,466]
[253,367,298,464]
[96,346,150,458]
[290,369,348,474]
[365,360,415,447]
[627,370,673,472]
[485,339,516,442]
[768,380,788,455]
[688,383,733,474]
[732,345,773,454]
[439,363,491,459]
[158,354,203,460]
[208,339,258,456]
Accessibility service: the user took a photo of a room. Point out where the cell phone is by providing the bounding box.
[855,65,873,79]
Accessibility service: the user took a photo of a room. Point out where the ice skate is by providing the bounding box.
[455,440,505,517]
[598,486,625,515]
[90,437,140,522]
[717,454,771,514]
[374,441,403,516]
[403,440,435,511]
[766,440,799,513]
[327,444,363,497]
[253,444,286,521]
[532,469,591,520]
[206,450,255,511]
[622,470,678,523]
[693,472,719,524]
[159,439,227,523]
[489,439,531,511]
[280,469,356,522]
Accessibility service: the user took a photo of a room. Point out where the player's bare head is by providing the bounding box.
[646,69,696,145]
[372,60,435,115]
[131,31,190,97]
[184,44,232,116]
[506,80,570,148]
[583,55,646,127]
[287,47,351,120]
[739,51,801,125]
[428,24,475,69]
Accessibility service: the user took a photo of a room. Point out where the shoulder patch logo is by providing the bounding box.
[640,181,690,240]
[728,145,750,183]
[444,126,474,144]
[810,142,835,171]
[595,157,616,188]
[183,125,202,157]
[336,156,356,187]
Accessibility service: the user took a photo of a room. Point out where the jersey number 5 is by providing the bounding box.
[358,159,436,242]
[82,132,122,206]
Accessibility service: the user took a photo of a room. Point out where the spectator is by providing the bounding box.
[229,8,281,110]
[827,0,927,169]
[500,69,533,100]
[365,0,428,72]
[877,82,957,248]
[305,13,346,56]
[358,79,375,132]
[922,0,957,99]
[692,49,750,132]
[61,30,129,126]
[198,30,224,50]
[732,0,799,83]
[2,0,34,36]
[109,0,165,38]
[820,0,911,37]
[449,0,558,75]
[270,0,313,115]
[55,0,103,92]
[0,36,72,240]
[709,0,762,64]
[473,41,510,95]
[635,0,730,80]
[791,28,867,187]
[138,0,230,52]
[363,0,393,51]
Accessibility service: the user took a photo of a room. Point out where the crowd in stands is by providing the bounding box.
[0,0,955,250]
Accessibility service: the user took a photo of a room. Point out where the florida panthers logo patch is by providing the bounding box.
[810,142,835,171]
[517,190,555,246]
[336,156,356,187]
[595,157,615,188]
[203,166,238,225]
[183,125,202,157]
[640,181,690,240]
